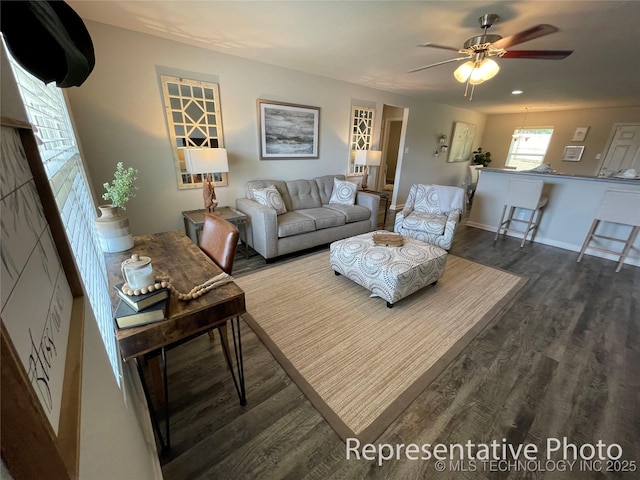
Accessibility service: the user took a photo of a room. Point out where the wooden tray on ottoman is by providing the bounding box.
[372,232,404,247]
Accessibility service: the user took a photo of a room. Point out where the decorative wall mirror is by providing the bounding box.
[160,75,228,189]
[348,105,375,175]
[448,121,477,162]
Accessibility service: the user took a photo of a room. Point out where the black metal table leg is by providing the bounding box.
[231,316,247,405]
[134,355,170,453]
[161,346,170,449]
[218,316,247,405]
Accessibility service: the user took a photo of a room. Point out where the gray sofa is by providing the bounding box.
[236,175,379,260]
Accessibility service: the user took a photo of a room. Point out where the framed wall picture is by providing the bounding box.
[562,145,585,161]
[257,100,320,159]
[572,126,589,142]
[448,121,476,162]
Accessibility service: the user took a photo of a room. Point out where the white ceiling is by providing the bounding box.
[68,0,640,114]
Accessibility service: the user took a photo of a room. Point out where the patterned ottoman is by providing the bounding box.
[330,231,448,307]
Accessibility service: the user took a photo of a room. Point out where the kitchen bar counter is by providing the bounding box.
[467,168,640,267]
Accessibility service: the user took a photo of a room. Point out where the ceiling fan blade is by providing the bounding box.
[492,24,558,50]
[418,42,460,52]
[502,49,573,59]
[408,56,470,73]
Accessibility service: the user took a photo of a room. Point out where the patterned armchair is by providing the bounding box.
[394,184,465,250]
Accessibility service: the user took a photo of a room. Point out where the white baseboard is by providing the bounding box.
[465,221,640,268]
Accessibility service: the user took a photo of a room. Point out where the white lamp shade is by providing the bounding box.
[469,67,486,85]
[478,58,499,81]
[354,150,382,166]
[470,58,499,85]
[184,148,229,174]
[454,61,475,83]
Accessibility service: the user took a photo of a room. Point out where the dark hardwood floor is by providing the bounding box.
[159,213,639,480]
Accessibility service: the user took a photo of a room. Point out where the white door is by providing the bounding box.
[597,124,640,176]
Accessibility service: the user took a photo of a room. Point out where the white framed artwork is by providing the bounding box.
[562,145,585,162]
[572,127,589,142]
[448,121,476,163]
[257,100,320,159]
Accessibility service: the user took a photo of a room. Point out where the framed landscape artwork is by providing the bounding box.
[258,100,320,159]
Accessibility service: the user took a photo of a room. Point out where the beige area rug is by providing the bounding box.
[235,251,527,443]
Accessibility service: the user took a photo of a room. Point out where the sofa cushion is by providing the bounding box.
[246,180,292,211]
[402,211,447,235]
[315,174,345,205]
[329,178,357,206]
[285,179,322,210]
[323,203,371,223]
[252,185,287,215]
[277,212,316,238]
[298,207,346,230]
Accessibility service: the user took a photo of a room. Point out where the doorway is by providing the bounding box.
[596,123,640,176]
[377,104,406,192]
[382,119,402,190]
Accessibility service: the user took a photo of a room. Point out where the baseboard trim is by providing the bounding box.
[465,221,640,268]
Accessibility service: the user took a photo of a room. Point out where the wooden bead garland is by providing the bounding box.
[121,281,170,296]
[121,272,233,301]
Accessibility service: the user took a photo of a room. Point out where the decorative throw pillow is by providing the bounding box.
[329,178,357,206]
[252,185,287,215]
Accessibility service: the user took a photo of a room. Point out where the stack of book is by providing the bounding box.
[113,283,169,329]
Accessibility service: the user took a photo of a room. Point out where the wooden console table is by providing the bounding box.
[104,231,247,453]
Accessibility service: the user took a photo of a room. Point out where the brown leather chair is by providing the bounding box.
[199,213,239,274]
[199,213,240,349]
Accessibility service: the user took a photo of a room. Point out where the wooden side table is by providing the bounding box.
[182,207,249,258]
[362,189,390,228]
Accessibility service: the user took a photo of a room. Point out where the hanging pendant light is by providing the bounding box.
[513,107,531,141]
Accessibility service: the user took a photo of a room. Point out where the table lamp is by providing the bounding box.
[184,147,229,212]
[354,150,382,190]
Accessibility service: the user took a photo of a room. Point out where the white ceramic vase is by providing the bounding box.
[95,205,134,253]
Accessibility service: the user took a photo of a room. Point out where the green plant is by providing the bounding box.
[102,162,138,209]
[472,147,492,166]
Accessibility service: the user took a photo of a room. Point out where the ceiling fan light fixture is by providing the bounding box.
[454,58,499,86]
[413,13,572,102]
[454,61,475,83]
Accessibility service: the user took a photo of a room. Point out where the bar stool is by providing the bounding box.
[494,178,548,247]
[577,189,640,272]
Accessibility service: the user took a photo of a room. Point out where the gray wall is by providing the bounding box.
[65,21,486,234]
[482,107,640,175]
[65,21,638,234]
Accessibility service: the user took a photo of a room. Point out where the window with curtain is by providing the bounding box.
[8,55,121,383]
[349,105,375,175]
[160,75,227,189]
[505,128,554,170]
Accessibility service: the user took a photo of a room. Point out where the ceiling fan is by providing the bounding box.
[410,14,573,100]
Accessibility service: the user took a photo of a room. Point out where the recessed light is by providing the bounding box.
[512,90,524,95]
